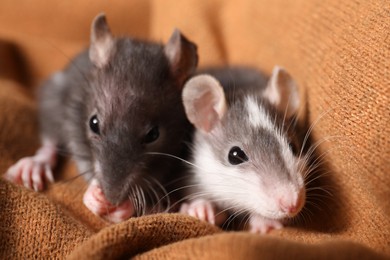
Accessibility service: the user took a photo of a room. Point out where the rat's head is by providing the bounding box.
[182,66,306,220]
[84,14,198,206]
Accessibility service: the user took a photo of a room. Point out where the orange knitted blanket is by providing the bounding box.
[0,1,388,258]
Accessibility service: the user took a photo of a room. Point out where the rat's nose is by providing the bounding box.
[279,188,305,217]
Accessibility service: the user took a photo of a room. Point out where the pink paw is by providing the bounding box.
[4,156,54,191]
[180,199,217,225]
[83,178,134,223]
[249,215,283,234]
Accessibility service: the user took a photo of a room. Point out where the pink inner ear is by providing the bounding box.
[164,30,198,86]
[193,91,220,133]
[183,75,227,133]
[263,67,300,118]
[89,14,114,68]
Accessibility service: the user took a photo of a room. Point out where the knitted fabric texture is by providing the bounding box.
[0,0,388,258]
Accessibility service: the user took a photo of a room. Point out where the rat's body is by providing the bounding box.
[180,66,306,233]
[5,14,198,222]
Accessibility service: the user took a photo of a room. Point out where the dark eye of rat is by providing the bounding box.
[228,146,249,165]
[143,126,159,144]
[89,115,100,135]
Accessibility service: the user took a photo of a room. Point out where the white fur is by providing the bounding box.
[245,96,274,132]
[190,96,305,220]
[192,137,283,219]
[245,95,302,187]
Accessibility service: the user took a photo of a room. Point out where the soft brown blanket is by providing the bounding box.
[0,0,389,259]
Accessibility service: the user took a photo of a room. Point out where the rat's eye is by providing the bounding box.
[144,126,159,144]
[89,115,100,135]
[228,146,249,165]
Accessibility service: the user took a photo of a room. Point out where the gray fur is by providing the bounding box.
[188,67,303,216]
[200,66,297,170]
[39,33,196,207]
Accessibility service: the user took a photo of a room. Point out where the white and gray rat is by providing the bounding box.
[4,13,198,223]
[180,66,306,233]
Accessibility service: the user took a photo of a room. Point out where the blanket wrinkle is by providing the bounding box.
[0,0,389,259]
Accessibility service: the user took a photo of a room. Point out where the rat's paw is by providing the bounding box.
[103,200,134,223]
[180,199,216,225]
[4,156,54,191]
[249,215,283,234]
[83,178,134,223]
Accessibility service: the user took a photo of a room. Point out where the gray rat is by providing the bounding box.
[4,13,198,223]
[180,66,306,233]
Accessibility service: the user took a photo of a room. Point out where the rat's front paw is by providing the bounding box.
[4,156,54,192]
[180,199,217,225]
[249,215,283,234]
[83,178,134,223]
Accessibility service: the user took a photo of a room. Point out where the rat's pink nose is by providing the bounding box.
[279,188,305,217]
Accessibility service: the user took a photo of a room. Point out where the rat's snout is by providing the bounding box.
[278,188,305,217]
[97,137,142,203]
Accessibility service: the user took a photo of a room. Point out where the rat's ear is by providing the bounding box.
[164,29,198,87]
[262,66,300,118]
[89,13,115,68]
[182,75,227,133]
